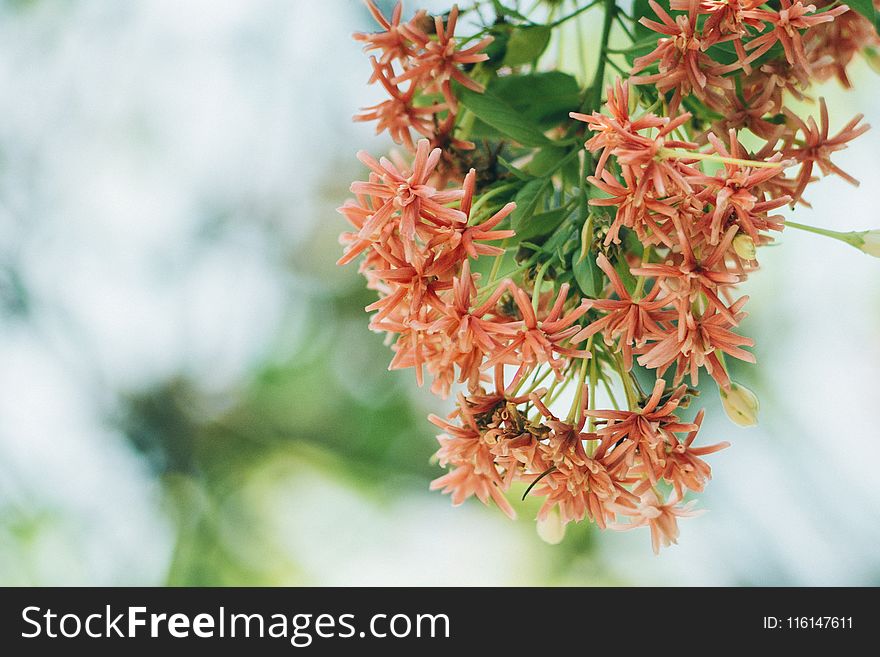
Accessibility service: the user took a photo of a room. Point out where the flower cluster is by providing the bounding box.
[340,1,878,552]
[340,137,598,399]
[354,1,492,162]
[639,0,852,114]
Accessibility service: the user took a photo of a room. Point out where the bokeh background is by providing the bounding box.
[1,0,878,586]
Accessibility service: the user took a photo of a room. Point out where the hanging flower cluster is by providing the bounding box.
[340,0,880,552]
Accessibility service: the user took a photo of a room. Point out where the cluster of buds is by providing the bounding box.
[340,0,879,552]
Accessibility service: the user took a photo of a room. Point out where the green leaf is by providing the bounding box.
[513,207,567,242]
[482,26,511,67]
[498,156,535,181]
[612,256,638,295]
[489,72,581,129]
[572,248,602,298]
[510,178,550,233]
[847,0,876,26]
[503,25,551,66]
[453,82,554,147]
[622,229,645,258]
[525,146,570,177]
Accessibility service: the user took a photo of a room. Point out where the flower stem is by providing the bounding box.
[659,148,785,170]
[600,371,620,411]
[612,350,637,409]
[487,243,507,284]
[784,219,866,248]
[532,259,553,314]
[633,245,652,298]
[567,353,591,423]
[589,0,617,115]
[470,183,517,221]
[547,0,603,28]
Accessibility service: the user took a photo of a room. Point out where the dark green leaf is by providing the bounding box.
[613,256,638,295]
[498,156,535,181]
[503,25,551,66]
[482,26,510,67]
[511,178,550,233]
[488,72,581,129]
[453,82,554,147]
[572,248,602,298]
[513,207,567,242]
[622,229,645,258]
[525,146,570,177]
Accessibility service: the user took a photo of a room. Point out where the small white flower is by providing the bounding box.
[719,382,759,427]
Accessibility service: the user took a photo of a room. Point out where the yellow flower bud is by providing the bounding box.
[733,234,756,260]
[536,508,566,545]
[859,229,880,258]
[719,382,759,427]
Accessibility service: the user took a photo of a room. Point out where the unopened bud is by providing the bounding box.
[858,229,880,257]
[733,234,757,260]
[536,508,566,545]
[720,382,759,427]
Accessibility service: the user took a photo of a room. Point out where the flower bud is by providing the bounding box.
[719,382,759,427]
[536,508,566,545]
[733,234,756,260]
[859,229,880,258]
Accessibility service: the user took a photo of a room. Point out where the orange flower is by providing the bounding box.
[630,0,738,113]
[422,169,516,271]
[353,0,424,66]
[429,413,516,519]
[630,222,742,323]
[351,139,465,247]
[571,253,674,370]
[527,387,635,528]
[613,490,703,554]
[636,296,756,389]
[781,98,869,202]
[354,58,446,151]
[396,5,493,110]
[661,410,730,495]
[571,79,666,177]
[481,284,590,384]
[686,130,791,244]
[805,4,880,87]
[586,379,698,483]
[744,0,850,72]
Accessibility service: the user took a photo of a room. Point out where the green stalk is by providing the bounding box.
[547,0,603,28]
[588,0,617,117]
[531,259,553,314]
[784,220,867,249]
[567,354,591,423]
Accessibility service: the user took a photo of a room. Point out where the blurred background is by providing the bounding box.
[0,0,878,586]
